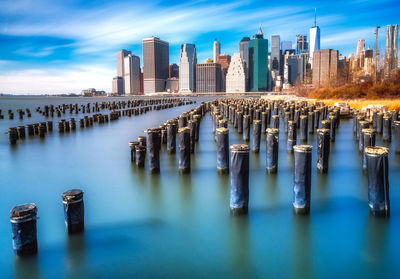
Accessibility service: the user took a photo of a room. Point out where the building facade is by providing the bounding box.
[226,53,246,93]
[112,76,124,95]
[385,24,399,77]
[239,37,250,90]
[123,54,141,95]
[281,41,292,54]
[312,49,338,87]
[216,54,231,92]
[213,40,221,62]
[270,35,281,75]
[249,28,269,92]
[356,39,365,68]
[169,64,179,78]
[179,43,197,93]
[296,35,308,54]
[142,36,169,93]
[114,49,132,94]
[309,26,321,66]
[196,61,222,93]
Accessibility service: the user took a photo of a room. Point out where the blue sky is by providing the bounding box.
[0,0,398,94]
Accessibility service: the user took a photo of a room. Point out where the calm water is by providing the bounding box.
[0,96,399,279]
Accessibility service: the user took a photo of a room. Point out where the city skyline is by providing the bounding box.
[0,0,399,94]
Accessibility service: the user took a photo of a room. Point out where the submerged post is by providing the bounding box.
[287,121,297,152]
[243,115,250,142]
[299,115,308,142]
[317,129,330,173]
[147,128,161,174]
[62,189,84,234]
[253,120,261,153]
[167,121,177,154]
[178,127,191,174]
[230,144,250,215]
[365,146,390,217]
[362,128,376,171]
[394,121,400,153]
[293,145,313,215]
[382,115,392,142]
[216,127,229,174]
[135,145,146,168]
[129,141,139,163]
[266,128,279,173]
[10,204,38,256]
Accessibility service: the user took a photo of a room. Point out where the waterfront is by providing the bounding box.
[0,97,399,278]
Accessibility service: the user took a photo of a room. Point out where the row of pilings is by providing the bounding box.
[130,101,208,174]
[207,98,395,217]
[7,98,196,144]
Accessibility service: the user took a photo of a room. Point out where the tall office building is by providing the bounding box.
[309,9,321,66]
[216,54,231,91]
[142,36,169,93]
[213,39,221,62]
[179,43,197,93]
[356,39,365,68]
[239,37,250,90]
[112,77,124,95]
[124,54,141,95]
[115,49,131,94]
[249,27,269,92]
[384,24,399,77]
[226,53,246,93]
[281,41,293,54]
[296,35,308,54]
[270,35,281,74]
[312,49,338,87]
[284,56,300,85]
[169,64,179,78]
[196,60,222,93]
[364,49,374,75]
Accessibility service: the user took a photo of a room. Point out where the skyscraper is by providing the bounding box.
[179,43,197,93]
[169,64,179,78]
[249,27,269,91]
[385,24,399,77]
[213,39,221,62]
[239,37,250,90]
[115,49,131,94]
[124,54,141,95]
[196,60,222,93]
[226,53,246,93]
[270,35,281,74]
[356,39,365,68]
[312,49,338,87]
[309,8,321,67]
[112,76,124,95]
[142,36,169,93]
[281,41,293,54]
[296,35,308,54]
[216,54,231,92]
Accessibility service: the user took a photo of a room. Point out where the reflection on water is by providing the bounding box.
[0,98,399,278]
[292,215,312,279]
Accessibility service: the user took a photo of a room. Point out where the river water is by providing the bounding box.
[0,96,399,278]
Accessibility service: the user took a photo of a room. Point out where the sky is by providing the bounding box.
[0,0,398,94]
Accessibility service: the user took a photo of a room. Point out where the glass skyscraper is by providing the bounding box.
[249,28,269,92]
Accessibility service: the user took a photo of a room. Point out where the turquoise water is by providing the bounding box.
[0,97,399,278]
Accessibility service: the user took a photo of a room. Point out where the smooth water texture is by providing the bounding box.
[0,97,399,279]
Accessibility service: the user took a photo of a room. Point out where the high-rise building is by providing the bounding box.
[216,54,231,92]
[364,49,374,75]
[169,64,179,78]
[117,49,131,77]
[124,54,141,95]
[249,27,269,92]
[296,35,308,54]
[142,36,169,93]
[309,9,321,66]
[356,39,365,68]
[284,56,300,85]
[384,24,399,77]
[196,60,222,93]
[239,37,250,90]
[112,76,124,95]
[213,39,221,62]
[281,41,293,54]
[312,49,338,87]
[115,49,131,94]
[226,53,246,93]
[179,43,197,93]
[270,35,281,74]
